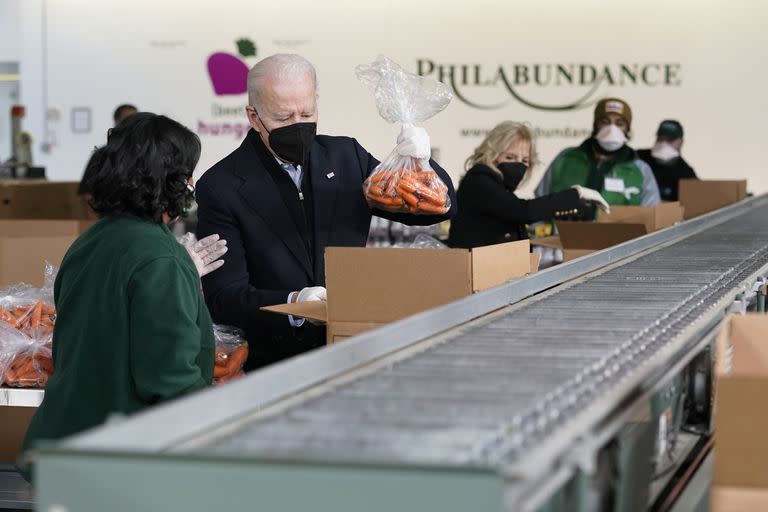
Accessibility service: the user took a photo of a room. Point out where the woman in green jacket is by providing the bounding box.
[21,113,219,473]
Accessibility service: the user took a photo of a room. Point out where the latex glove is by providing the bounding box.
[295,286,327,303]
[573,185,611,214]
[395,125,431,159]
[180,233,228,277]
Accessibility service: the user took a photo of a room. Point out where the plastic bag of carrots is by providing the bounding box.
[213,325,248,385]
[0,301,56,388]
[0,263,57,388]
[356,56,453,215]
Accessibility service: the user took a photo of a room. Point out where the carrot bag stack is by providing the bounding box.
[356,56,453,215]
[213,324,248,385]
[0,264,57,388]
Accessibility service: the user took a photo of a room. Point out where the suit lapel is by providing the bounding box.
[308,143,340,260]
[235,131,313,279]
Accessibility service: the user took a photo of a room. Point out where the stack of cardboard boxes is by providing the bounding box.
[0,181,91,287]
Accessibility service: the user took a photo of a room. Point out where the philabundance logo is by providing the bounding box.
[417,60,682,111]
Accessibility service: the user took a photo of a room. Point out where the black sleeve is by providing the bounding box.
[460,173,582,224]
[681,160,697,179]
[353,140,458,226]
[196,179,291,334]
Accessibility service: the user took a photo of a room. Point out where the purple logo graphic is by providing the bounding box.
[207,39,256,96]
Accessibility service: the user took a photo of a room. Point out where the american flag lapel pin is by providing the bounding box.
[326,171,335,179]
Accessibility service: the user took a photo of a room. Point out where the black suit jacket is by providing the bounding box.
[196,130,456,369]
[448,164,581,249]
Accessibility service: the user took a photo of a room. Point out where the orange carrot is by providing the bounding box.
[226,346,248,373]
[396,187,420,208]
[367,185,386,197]
[33,353,54,374]
[415,201,448,214]
[30,300,42,329]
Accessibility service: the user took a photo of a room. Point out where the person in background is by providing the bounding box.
[21,113,222,481]
[196,53,457,370]
[535,98,660,216]
[77,103,139,202]
[637,120,697,201]
[448,121,609,249]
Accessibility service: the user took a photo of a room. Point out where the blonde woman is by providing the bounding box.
[448,122,608,248]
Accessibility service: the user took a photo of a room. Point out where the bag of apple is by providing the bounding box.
[356,56,452,215]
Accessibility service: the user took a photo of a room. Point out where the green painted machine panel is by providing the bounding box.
[35,453,504,512]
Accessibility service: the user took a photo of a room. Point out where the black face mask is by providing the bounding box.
[498,162,528,191]
[256,111,316,166]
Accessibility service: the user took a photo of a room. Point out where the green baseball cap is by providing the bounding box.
[656,119,684,140]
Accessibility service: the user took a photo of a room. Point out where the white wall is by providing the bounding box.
[2,0,767,195]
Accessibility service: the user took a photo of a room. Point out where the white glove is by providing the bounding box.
[573,185,611,214]
[295,286,327,302]
[180,233,228,278]
[395,125,431,159]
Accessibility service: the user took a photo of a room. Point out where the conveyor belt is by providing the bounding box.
[198,203,768,467]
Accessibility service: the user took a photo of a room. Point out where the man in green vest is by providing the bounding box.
[535,98,661,218]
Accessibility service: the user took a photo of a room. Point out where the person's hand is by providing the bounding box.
[293,286,327,303]
[396,125,431,159]
[573,186,611,214]
[290,286,327,326]
[180,233,228,277]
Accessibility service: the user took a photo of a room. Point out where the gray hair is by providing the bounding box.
[247,54,318,110]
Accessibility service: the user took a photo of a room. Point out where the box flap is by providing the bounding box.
[597,202,683,232]
[261,301,328,322]
[714,376,768,487]
[679,179,748,219]
[325,247,473,323]
[530,235,562,250]
[556,221,648,250]
[469,240,530,292]
[731,314,768,376]
[530,252,541,273]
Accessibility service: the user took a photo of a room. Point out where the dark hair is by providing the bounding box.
[89,113,201,222]
[113,104,138,125]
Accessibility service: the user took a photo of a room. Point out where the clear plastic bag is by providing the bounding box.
[0,263,58,388]
[356,56,452,215]
[409,233,448,249]
[213,324,248,385]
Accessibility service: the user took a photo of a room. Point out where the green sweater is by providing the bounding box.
[23,215,214,453]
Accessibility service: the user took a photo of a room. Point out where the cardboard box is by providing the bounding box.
[530,203,684,262]
[0,219,94,287]
[679,179,747,220]
[263,240,535,344]
[596,202,684,232]
[711,314,768,511]
[0,181,89,220]
[0,406,37,463]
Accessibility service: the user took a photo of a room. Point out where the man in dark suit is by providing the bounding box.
[196,54,456,370]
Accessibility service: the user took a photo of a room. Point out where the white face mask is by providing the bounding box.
[651,141,680,162]
[595,124,627,152]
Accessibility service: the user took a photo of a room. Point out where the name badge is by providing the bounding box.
[604,177,625,193]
